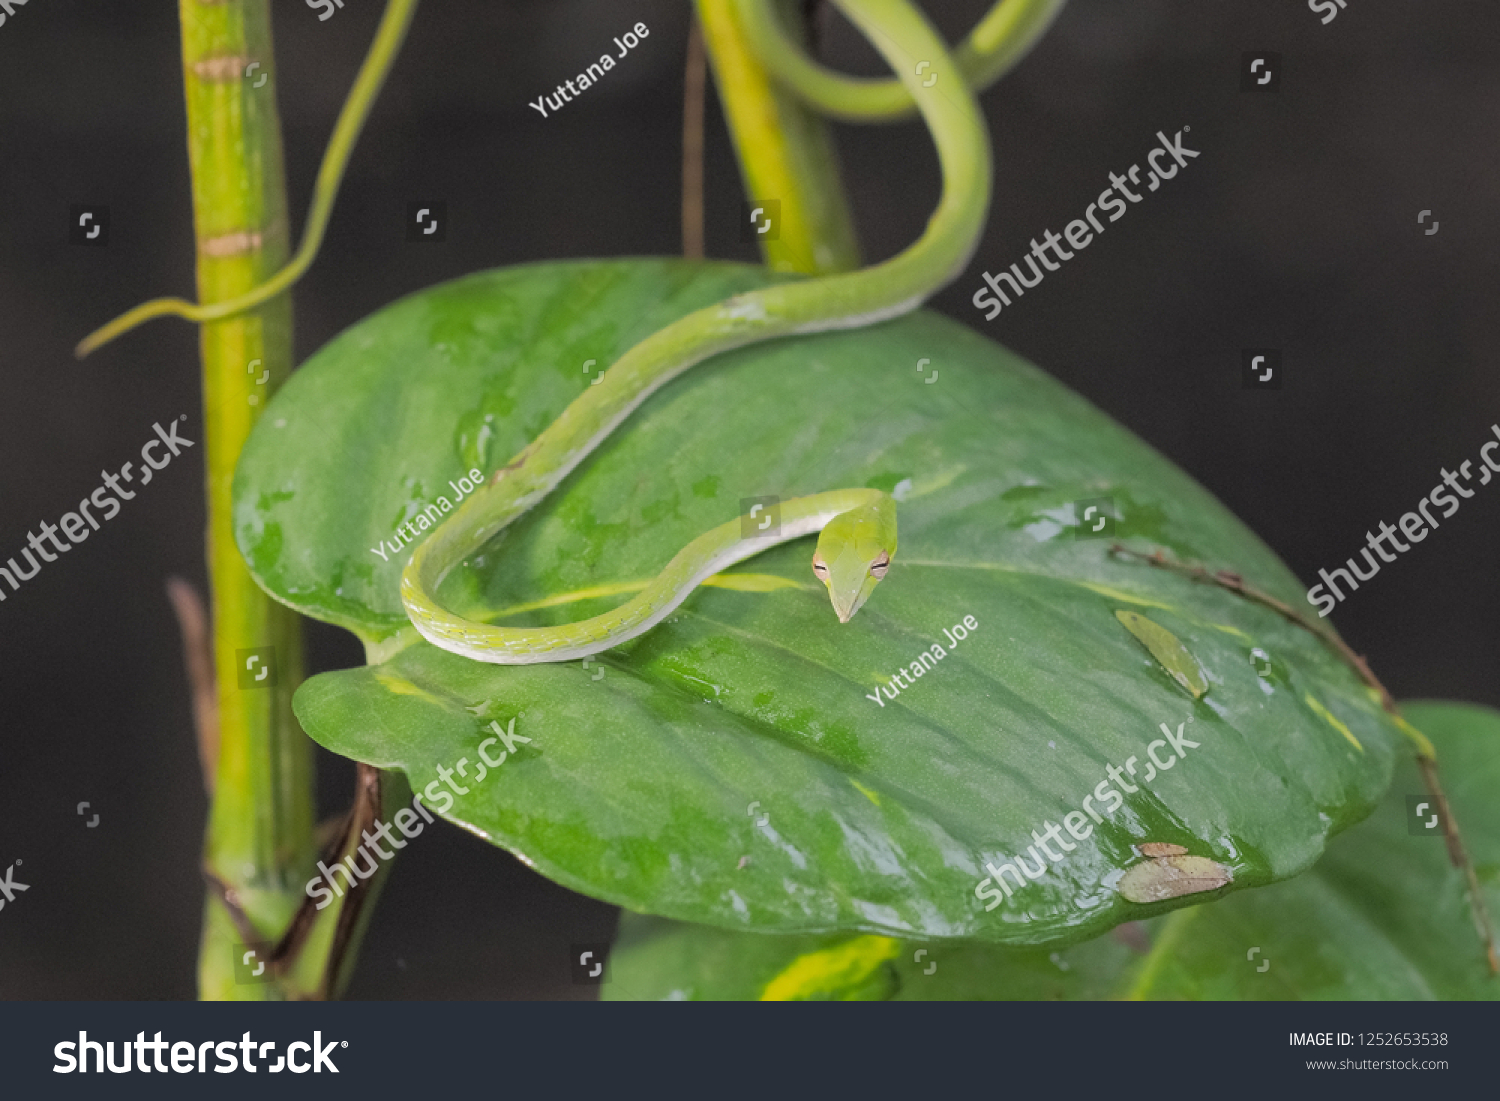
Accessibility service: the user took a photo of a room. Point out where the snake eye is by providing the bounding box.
[811,555,829,575]
[869,552,890,579]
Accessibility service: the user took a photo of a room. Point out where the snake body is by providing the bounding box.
[401,0,994,664]
[731,0,1067,123]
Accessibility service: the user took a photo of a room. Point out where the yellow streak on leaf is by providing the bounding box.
[372,669,441,702]
[1080,583,1175,610]
[760,935,900,1001]
[484,572,810,621]
[850,779,882,807]
[1303,691,1365,753]
[703,572,812,593]
[487,581,648,620]
[1209,622,1254,643]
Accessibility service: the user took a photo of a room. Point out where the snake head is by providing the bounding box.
[811,497,897,623]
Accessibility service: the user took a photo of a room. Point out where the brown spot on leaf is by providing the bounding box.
[1118,854,1232,904]
[1138,842,1189,858]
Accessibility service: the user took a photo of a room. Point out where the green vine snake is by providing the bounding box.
[76,0,1057,664]
[403,0,994,663]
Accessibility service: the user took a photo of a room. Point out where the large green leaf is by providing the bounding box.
[236,258,1404,945]
[602,701,1500,999]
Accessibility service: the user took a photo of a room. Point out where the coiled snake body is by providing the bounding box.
[401,0,998,663]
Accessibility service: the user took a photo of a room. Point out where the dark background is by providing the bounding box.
[1,0,1495,998]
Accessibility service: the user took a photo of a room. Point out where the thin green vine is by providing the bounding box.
[696,0,862,274]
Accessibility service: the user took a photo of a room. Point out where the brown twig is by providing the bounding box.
[1414,755,1499,974]
[269,762,387,998]
[317,763,387,998]
[1108,546,1395,710]
[204,764,388,997]
[202,867,266,953]
[1110,542,1498,975]
[682,15,707,259]
[166,576,219,794]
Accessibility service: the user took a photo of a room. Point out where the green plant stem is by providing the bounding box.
[696,0,861,274]
[78,0,420,358]
[1122,905,1199,999]
[177,0,315,1001]
[733,0,1066,122]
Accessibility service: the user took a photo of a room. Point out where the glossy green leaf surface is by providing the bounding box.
[236,258,1404,944]
[603,701,1500,999]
